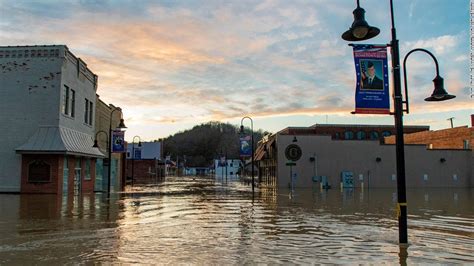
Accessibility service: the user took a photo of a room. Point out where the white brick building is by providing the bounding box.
[0,45,104,193]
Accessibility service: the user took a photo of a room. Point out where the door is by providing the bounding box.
[74,158,82,194]
[95,159,104,192]
[63,156,69,194]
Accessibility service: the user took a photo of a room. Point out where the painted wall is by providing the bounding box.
[276,135,472,188]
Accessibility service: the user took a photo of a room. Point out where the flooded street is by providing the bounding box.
[0,176,473,264]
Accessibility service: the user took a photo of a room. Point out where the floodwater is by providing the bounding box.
[0,177,473,264]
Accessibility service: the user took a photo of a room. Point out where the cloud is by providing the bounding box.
[402,35,459,55]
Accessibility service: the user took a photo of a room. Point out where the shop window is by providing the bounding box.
[28,160,51,182]
[344,130,354,140]
[382,131,392,137]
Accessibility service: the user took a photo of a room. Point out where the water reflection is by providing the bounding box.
[0,177,472,264]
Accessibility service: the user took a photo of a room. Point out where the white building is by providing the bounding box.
[0,45,104,193]
[126,141,162,160]
[214,159,241,180]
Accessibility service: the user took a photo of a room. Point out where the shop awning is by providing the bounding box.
[16,126,105,158]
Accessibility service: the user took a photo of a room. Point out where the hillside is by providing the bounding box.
[160,121,269,167]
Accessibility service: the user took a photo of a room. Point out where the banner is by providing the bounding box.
[352,44,390,114]
[111,130,125,153]
[239,135,252,157]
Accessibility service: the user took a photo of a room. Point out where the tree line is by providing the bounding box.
[159,121,270,167]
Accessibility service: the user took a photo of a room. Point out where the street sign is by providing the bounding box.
[285,144,302,161]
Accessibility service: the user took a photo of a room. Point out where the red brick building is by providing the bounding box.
[385,115,474,149]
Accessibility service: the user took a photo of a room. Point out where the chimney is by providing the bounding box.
[471,114,474,127]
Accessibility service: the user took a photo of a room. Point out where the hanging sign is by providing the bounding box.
[111,130,125,153]
[239,135,252,157]
[352,44,390,114]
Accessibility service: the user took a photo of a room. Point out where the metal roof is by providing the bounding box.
[16,126,105,158]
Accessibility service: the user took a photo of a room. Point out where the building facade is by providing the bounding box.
[94,99,127,192]
[257,123,473,189]
[215,159,241,180]
[0,45,103,193]
[125,141,164,184]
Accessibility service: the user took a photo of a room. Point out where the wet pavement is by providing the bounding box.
[0,176,473,264]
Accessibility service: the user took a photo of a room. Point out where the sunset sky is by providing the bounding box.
[0,0,471,141]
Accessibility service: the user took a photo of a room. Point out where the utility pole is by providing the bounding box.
[447,117,455,128]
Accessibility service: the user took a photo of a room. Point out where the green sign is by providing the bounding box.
[286,162,296,166]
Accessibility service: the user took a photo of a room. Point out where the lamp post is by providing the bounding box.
[131,135,142,187]
[105,108,127,196]
[341,0,455,244]
[240,116,254,193]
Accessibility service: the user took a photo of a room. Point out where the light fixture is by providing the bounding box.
[341,0,380,41]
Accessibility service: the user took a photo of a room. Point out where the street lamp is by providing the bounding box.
[341,0,455,244]
[131,135,142,187]
[240,116,254,193]
[101,108,127,196]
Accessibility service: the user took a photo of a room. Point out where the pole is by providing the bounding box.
[251,123,254,193]
[131,142,135,186]
[225,150,228,182]
[107,124,112,196]
[390,0,408,244]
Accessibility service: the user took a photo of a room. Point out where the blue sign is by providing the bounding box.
[353,44,390,114]
[111,130,125,153]
[239,135,252,157]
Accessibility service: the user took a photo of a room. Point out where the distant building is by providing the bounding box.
[125,141,164,184]
[256,122,472,189]
[215,159,241,180]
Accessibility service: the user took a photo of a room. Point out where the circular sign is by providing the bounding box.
[285,144,302,161]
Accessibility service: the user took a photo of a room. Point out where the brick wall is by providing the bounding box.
[126,159,164,184]
[384,126,473,149]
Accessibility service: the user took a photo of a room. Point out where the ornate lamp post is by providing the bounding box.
[240,116,254,193]
[131,135,142,187]
[341,0,455,244]
[95,107,127,196]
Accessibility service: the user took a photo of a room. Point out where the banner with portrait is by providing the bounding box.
[111,130,126,153]
[239,135,252,157]
[352,44,390,114]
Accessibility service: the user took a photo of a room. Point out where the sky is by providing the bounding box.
[0,0,471,141]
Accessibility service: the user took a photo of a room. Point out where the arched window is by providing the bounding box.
[356,131,366,140]
[382,131,392,137]
[369,131,379,140]
[344,130,354,140]
[28,160,51,182]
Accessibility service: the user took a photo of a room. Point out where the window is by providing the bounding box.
[89,101,93,126]
[344,130,354,140]
[84,99,89,124]
[62,85,70,115]
[28,160,51,182]
[70,89,75,117]
[84,159,91,180]
[369,131,379,140]
[382,131,392,137]
[356,131,366,140]
[84,99,93,126]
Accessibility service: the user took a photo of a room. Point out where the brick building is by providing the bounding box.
[384,115,474,150]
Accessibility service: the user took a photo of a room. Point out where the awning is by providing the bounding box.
[16,126,105,158]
